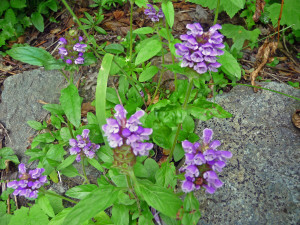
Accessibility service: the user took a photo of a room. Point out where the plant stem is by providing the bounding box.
[40,189,78,204]
[165,21,177,91]
[129,0,134,62]
[213,0,221,25]
[82,157,90,184]
[206,82,300,101]
[146,31,165,111]
[60,69,70,83]
[126,174,141,215]
[168,79,194,162]
[277,0,285,43]
[67,119,74,139]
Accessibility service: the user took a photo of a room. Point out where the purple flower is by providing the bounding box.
[59,37,67,45]
[58,47,68,56]
[180,128,232,194]
[144,4,164,22]
[7,164,47,199]
[175,23,224,74]
[69,129,100,162]
[75,57,84,64]
[66,59,72,64]
[73,43,87,52]
[102,105,153,156]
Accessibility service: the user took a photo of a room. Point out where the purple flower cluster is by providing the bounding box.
[144,4,164,22]
[58,36,87,65]
[180,128,232,194]
[102,105,153,156]
[175,23,225,74]
[69,129,100,162]
[7,164,47,199]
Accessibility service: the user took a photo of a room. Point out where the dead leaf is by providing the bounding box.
[253,0,266,22]
[50,28,61,34]
[147,93,159,105]
[81,102,95,117]
[250,39,278,92]
[292,110,300,128]
[113,10,124,20]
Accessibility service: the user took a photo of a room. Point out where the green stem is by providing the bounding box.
[61,0,147,107]
[213,0,221,25]
[126,174,141,215]
[40,189,78,204]
[168,78,193,162]
[82,157,90,184]
[165,21,177,91]
[207,82,300,101]
[67,119,74,139]
[146,30,165,111]
[60,69,70,83]
[129,0,134,62]
[168,79,194,162]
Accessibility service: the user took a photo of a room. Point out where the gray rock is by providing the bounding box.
[0,69,66,158]
[195,82,300,224]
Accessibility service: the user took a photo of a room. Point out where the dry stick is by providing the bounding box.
[277,0,285,43]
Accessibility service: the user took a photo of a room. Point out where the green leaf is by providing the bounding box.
[87,158,103,172]
[266,0,300,30]
[32,133,55,148]
[96,54,114,147]
[155,162,177,188]
[65,184,98,200]
[188,99,232,121]
[27,120,46,130]
[182,193,201,225]
[219,50,241,79]
[173,143,185,162]
[43,104,64,115]
[162,1,175,28]
[144,158,159,182]
[139,66,159,82]
[0,1,10,15]
[94,211,114,225]
[0,147,19,169]
[182,115,195,133]
[106,87,120,104]
[118,76,129,103]
[46,144,65,162]
[49,208,72,225]
[59,84,82,128]
[6,46,59,69]
[112,204,129,225]
[31,12,44,32]
[57,155,76,171]
[135,0,147,7]
[135,39,162,65]
[138,179,182,218]
[60,165,80,177]
[133,27,154,34]
[152,124,173,149]
[5,9,17,25]
[37,195,55,218]
[8,207,29,225]
[97,146,113,163]
[63,186,118,225]
[95,26,107,34]
[0,147,15,157]
[220,24,260,51]
[105,43,124,54]
[10,0,26,8]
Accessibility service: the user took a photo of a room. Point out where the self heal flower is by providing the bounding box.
[175,23,224,74]
[69,129,100,162]
[102,104,153,156]
[144,4,164,22]
[7,164,47,199]
[180,128,232,194]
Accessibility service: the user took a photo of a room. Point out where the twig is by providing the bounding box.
[112,81,123,106]
[277,0,285,43]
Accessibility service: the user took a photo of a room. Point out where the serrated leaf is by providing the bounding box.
[221,24,260,51]
[112,204,129,225]
[155,162,177,188]
[135,39,162,65]
[6,46,59,69]
[59,84,81,128]
[5,9,17,25]
[37,195,55,218]
[138,179,182,218]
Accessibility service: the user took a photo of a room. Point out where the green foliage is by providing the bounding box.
[0,147,19,169]
[265,0,300,30]
[80,11,106,35]
[0,0,59,48]
[187,0,246,18]
[221,24,261,51]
